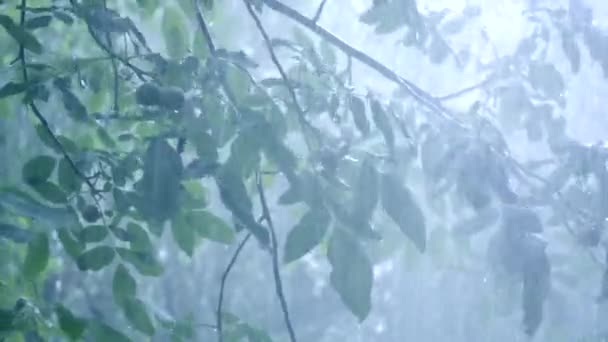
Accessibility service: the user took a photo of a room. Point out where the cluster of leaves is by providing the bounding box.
[1,0,608,340]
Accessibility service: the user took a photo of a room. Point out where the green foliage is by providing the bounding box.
[1,0,607,339]
[23,232,49,280]
[328,229,373,322]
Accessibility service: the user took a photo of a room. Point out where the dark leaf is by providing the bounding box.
[57,228,84,259]
[0,14,43,54]
[116,247,163,276]
[501,204,543,233]
[349,96,370,136]
[30,181,68,204]
[284,207,330,263]
[0,223,33,243]
[22,155,56,185]
[172,211,198,257]
[353,158,378,222]
[53,11,74,25]
[328,229,373,321]
[138,138,183,223]
[23,232,49,279]
[0,82,30,99]
[79,225,108,243]
[381,172,426,252]
[122,298,155,336]
[58,158,81,193]
[215,168,269,246]
[370,98,394,153]
[126,223,153,252]
[25,15,52,30]
[113,264,136,305]
[59,88,88,122]
[55,305,88,341]
[76,246,115,271]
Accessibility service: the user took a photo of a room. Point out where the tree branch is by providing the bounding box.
[255,171,297,342]
[312,0,328,23]
[193,0,242,113]
[437,75,497,101]
[244,0,320,150]
[216,233,251,342]
[259,0,463,127]
[18,0,101,202]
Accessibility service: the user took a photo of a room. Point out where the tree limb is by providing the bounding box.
[255,171,297,342]
[244,0,320,150]
[259,0,463,127]
[312,0,328,23]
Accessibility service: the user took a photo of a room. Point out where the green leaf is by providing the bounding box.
[79,225,108,243]
[353,158,378,221]
[284,207,330,263]
[215,168,269,246]
[58,158,81,193]
[162,7,188,59]
[55,305,88,341]
[370,98,394,152]
[23,232,49,280]
[59,88,88,122]
[30,181,67,204]
[127,223,153,252]
[192,210,235,244]
[116,247,163,276]
[349,96,370,136]
[22,155,56,185]
[381,172,426,252]
[76,246,115,271]
[122,297,155,336]
[327,229,373,322]
[225,64,252,103]
[0,188,77,225]
[137,138,183,223]
[57,228,84,259]
[90,322,132,342]
[0,223,33,243]
[172,212,198,257]
[113,264,136,305]
[0,14,43,54]
[0,82,30,99]
[25,15,53,30]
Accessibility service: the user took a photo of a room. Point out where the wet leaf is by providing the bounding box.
[0,14,43,54]
[162,7,188,59]
[192,210,235,244]
[116,247,163,276]
[328,229,373,321]
[122,297,155,336]
[381,172,426,252]
[0,82,30,99]
[349,96,370,136]
[56,305,88,341]
[284,207,330,263]
[90,322,131,342]
[137,138,183,223]
[23,232,49,279]
[22,155,56,185]
[79,225,108,243]
[0,223,33,243]
[113,264,136,305]
[370,98,394,153]
[58,158,81,193]
[77,246,115,271]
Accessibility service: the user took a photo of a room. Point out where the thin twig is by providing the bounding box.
[255,171,297,342]
[216,233,252,342]
[312,0,328,23]
[438,75,497,101]
[17,0,100,201]
[259,0,464,129]
[192,0,241,112]
[244,0,320,150]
